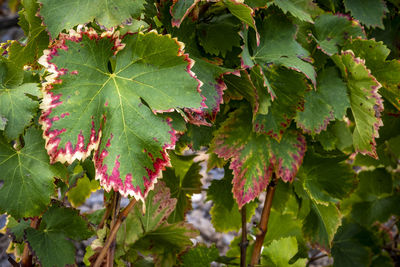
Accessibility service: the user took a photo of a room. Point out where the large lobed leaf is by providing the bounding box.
[0,128,65,219]
[333,50,384,158]
[211,104,306,207]
[343,0,388,29]
[39,29,203,202]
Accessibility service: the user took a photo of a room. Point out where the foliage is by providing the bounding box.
[0,0,400,266]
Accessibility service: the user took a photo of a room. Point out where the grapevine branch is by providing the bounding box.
[240,205,248,267]
[107,192,121,266]
[250,176,277,266]
[21,217,40,267]
[93,197,137,267]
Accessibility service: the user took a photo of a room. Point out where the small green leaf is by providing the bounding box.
[295,67,350,134]
[67,175,100,207]
[314,13,365,56]
[0,128,65,219]
[343,38,400,111]
[344,0,388,28]
[300,152,356,205]
[252,13,316,86]
[182,245,219,267]
[26,205,94,267]
[264,210,303,245]
[273,0,318,23]
[253,68,307,140]
[207,168,257,232]
[333,50,384,158]
[6,217,31,243]
[171,0,199,27]
[163,153,203,223]
[7,0,49,68]
[224,0,257,33]
[38,0,146,38]
[332,221,374,267]
[197,13,242,57]
[261,237,307,267]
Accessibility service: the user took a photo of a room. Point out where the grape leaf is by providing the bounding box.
[251,13,316,86]
[7,0,49,68]
[253,68,307,141]
[343,38,400,111]
[170,0,199,28]
[196,13,242,57]
[39,29,202,201]
[182,245,219,267]
[264,210,303,245]
[344,0,388,29]
[273,0,318,23]
[0,83,39,140]
[303,202,341,249]
[67,175,100,207]
[38,0,146,38]
[295,67,350,135]
[332,50,384,158]
[0,128,65,219]
[261,237,307,267]
[6,217,31,243]
[299,152,356,205]
[207,168,257,232]
[163,153,203,223]
[314,13,365,56]
[211,104,306,207]
[224,0,257,36]
[26,205,93,267]
[332,221,374,267]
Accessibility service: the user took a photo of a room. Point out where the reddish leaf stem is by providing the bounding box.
[250,177,277,266]
[240,205,248,267]
[21,217,40,267]
[93,197,137,267]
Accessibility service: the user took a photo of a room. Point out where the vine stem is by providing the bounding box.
[250,176,277,266]
[107,192,121,266]
[93,197,137,267]
[240,205,248,267]
[21,217,40,267]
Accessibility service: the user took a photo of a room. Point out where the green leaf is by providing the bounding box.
[207,168,257,232]
[317,120,353,152]
[303,202,341,249]
[211,104,306,207]
[254,68,307,141]
[224,0,257,34]
[197,13,242,57]
[264,210,303,245]
[344,0,388,29]
[0,128,65,219]
[7,0,49,68]
[39,30,202,201]
[295,67,350,134]
[332,50,384,158]
[251,13,316,86]
[0,77,39,140]
[273,0,317,23]
[163,153,203,223]
[182,245,219,267]
[38,0,146,38]
[261,237,307,267]
[300,152,356,205]
[170,0,199,28]
[343,39,400,111]
[26,205,93,267]
[332,221,374,267]
[6,217,31,243]
[67,175,100,207]
[314,13,365,56]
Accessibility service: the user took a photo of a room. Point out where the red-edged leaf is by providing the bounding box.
[211,104,306,207]
[38,29,203,202]
[170,0,199,28]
